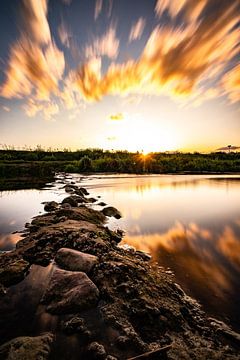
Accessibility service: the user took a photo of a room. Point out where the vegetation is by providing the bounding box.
[0,148,240,178]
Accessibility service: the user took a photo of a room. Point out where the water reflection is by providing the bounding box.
[79,174,240,330]
[1,174,240,331]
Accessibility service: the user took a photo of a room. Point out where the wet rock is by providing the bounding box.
[88,197,97,203]
[0,258,30,286]
[87,342,107,359]
[101,207,122,219]
[79,187,89,195]
[44,201,58,212]
[61,203,72,210]
[55,248,98,273]
[65,185,75,193]
[41,268,99,314]
[98,202,106,206]
[0,333,53,360]
[62,196,78,207]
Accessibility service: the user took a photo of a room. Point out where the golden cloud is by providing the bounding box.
[71,0,239,104]
[22,0,51,45]
[85,26,119,60]
[0,0,239,118]
[129,17,146,42]
[109,113,124,121]
[221,64,240,104]
[0,0,65,120]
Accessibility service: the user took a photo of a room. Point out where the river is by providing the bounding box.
[0,173,240,331]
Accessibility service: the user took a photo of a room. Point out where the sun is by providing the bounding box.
[103,114,180,152]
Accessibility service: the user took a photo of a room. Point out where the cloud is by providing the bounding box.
[24,99,59,120]
[85,26,119,60]
[221,64,240,104]
[2,106,10,112]
[58,21,72,48]
[109,112,124,120]
[21,0,51,45]
[0,0,65,119]
[155,0,207,22]
[94,0,103,20]
[129,17,146,42]
[72,0,239,105]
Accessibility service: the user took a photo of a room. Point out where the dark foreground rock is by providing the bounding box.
[55,248,98,273]
[101,206,122,219]
[0,183,239,360]
[41,268,99,314]
[0,333,53,360]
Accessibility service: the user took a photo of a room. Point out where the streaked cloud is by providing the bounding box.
[129,17,146,42]
[221,65,240,104]
[22,0,51,45]
[94,0,103,20]
[72,0,239,106]
[0,0,65,120]
[85,26,119,59]
[58,21,71,48]
[109,112,124,120]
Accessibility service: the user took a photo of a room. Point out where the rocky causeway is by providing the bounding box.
[0,178,240,360]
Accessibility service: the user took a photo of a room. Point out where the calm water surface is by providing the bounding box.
[0,174,240,331]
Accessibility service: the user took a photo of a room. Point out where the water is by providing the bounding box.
[0,174,240,332]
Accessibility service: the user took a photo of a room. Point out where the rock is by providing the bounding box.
[79,187,89,195]
[87,342,107,359]
[87,198,97,203]
[135,250,152,261]
[101,207,122,219]
[61,203,72,210]
[41,268,99,314]
[62,196,78,207]
[0,284,6,297]
[98,202,106,206]
[61,316,91,340]
[65,185,75,193]
[55,248,98,273]
[44,201,58,212]
[0,333,53,360]
[0,258,30,286]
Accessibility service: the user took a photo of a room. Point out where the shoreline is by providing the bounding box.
[0,179,240,359]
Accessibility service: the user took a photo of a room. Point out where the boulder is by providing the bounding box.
[0,258,30,286]
[101,206,122,219]
[55,248,98,273]
[44,201,58,212]
[62,196,78,207]
[41,268,99,314]
[87,198,97,203]
[0,333,53,360]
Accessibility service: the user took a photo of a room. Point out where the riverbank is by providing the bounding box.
[0,179,240,360]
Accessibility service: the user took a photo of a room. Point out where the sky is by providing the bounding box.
[0,0,239,153]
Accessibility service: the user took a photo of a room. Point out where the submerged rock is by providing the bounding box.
[55,248,98,273]
[44,201,58,212]
[0,333,53,360]
[41,268,99,314]
[101,206,122,219]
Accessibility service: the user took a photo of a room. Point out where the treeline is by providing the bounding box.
[0,149,240,177]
